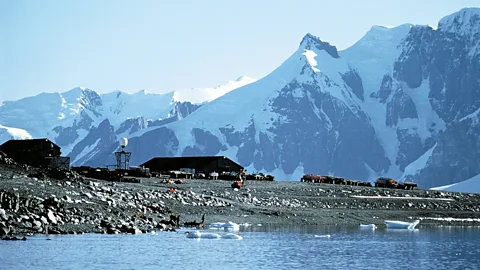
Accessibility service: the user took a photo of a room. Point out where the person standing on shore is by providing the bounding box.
[239,170,245,187]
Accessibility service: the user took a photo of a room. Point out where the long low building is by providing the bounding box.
[140,156,243,175]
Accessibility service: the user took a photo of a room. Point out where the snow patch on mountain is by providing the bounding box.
[72,138,101,164]
[302,50,320,72]
[100,90,175,126]
[398,79,446,144]
[170,79,281,134]
[173,76,257,104]
[400,143,436,181]
[341,24,412,97]
[431,173,480,194]
[460,107,480,124]
[61,129,89,156]
[0,124,33,141]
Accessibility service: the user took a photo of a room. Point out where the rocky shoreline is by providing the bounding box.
[1,163,480,239]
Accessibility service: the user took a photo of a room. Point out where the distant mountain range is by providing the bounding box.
[1,8,480,189]
[0,76,256,162]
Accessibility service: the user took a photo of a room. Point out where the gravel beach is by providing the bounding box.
[1,163,480,238]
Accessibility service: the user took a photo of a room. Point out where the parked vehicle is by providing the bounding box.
[127,166,151,177]
[375,177,398,188]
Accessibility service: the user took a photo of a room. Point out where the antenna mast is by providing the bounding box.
[115,137,131,170]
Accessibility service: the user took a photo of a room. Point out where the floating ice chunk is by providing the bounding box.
[209,221,240,232]
[384,220,420,230]
[186,230,221,239]
[221,233,243,240]
[359,224,377,230]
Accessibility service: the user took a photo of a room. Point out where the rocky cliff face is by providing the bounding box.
[396,9,480,187]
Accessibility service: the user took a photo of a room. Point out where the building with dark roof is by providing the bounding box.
[140,156,243,175]
[0,138,69,169]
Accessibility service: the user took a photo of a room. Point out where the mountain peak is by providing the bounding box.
[134,89,149,95]
[369,23,413,32]
[63,87,96,97]
[343,23,412,57]
[438,8,480,39]
[300,33,320,45]
[299,33,339,59]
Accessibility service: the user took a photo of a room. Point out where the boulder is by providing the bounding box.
[62,196,73,203]
[47,210,57,224]
[126,226,142,234]
[106,226,121,234]
[43,197,59,209]
[40,216,49,225]
[32,220,43,232]
[0,209,7,221]
[156,223,166,230]
[0,222,10,236]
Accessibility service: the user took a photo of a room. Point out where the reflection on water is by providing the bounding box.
[1,225,479,270]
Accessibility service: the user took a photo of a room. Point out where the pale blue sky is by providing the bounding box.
[1,0,479,102]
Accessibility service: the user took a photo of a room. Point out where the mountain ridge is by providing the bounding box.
[0,76,255,158]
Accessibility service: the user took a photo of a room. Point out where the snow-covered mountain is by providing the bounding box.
[0,76,255,162]
[80,7,480,189]
[3,8,480,190]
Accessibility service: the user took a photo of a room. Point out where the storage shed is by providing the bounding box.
[140,156,243,175]
[0,138,69,169]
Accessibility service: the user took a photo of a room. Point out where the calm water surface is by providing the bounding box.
[1,225,479,270]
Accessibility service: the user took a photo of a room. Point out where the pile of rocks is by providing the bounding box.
[0,151,15,165]
[0,169,238,238]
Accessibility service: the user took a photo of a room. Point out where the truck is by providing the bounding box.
[374,177,398,188]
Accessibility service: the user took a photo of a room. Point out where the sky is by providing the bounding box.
[1,0,479,102]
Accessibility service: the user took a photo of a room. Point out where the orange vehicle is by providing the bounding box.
[375,177,398,188]
[231,180,243,189]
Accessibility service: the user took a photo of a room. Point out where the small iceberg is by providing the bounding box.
[384,220,420,230]
[186,231,221,239]
[209,221,240,232]
[185,230,242,240]
[221,233,243,240]
[359,224,377,230]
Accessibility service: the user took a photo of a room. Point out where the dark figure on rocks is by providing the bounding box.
[159,214,180,228]
[170,214,180,227]
[183,214,205,228]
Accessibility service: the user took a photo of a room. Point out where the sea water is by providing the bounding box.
[1,226,479,270]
